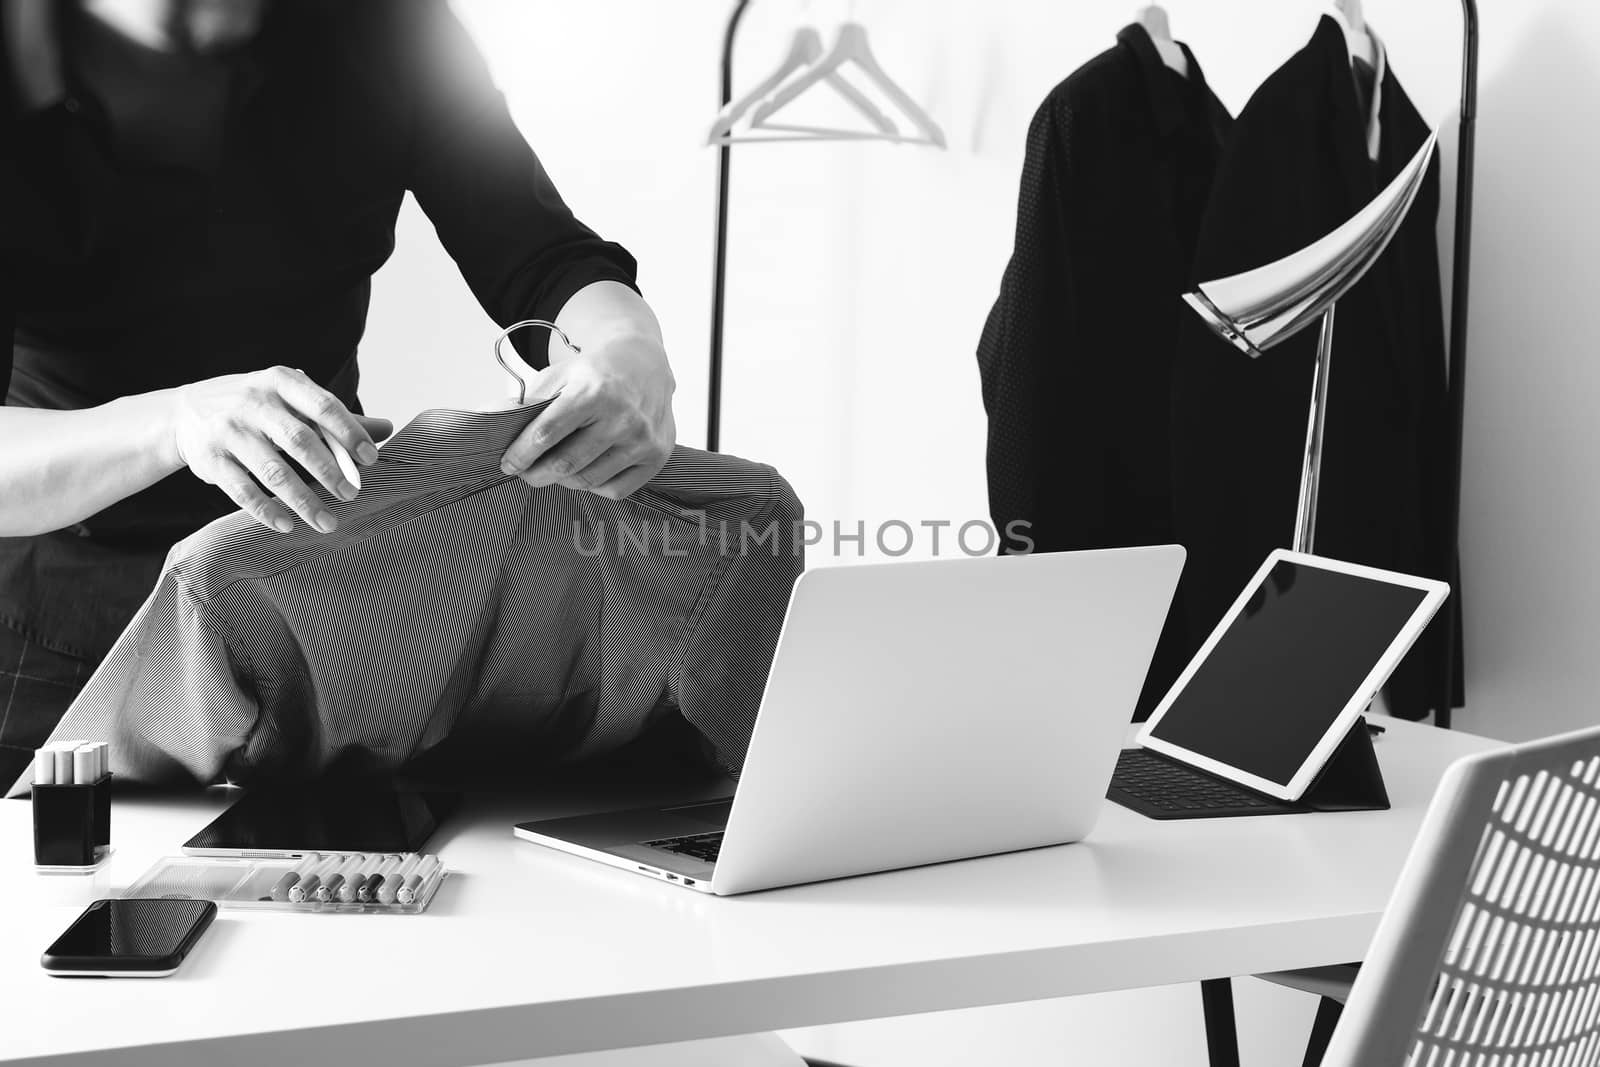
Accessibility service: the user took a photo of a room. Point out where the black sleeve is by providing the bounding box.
[400,1,639,370]
[976,95,1081,554]
[1,21,118,399]
[0,274,10,400]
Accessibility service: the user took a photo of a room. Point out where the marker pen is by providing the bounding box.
[313,854,354,902]
[52,741,86,785]
[316,857,347,902]
[361,857,403,903]
[270,853,324,902]
[350,854,390,902]
[72,745,96,785]
[340,853,384,903]
[32,748,55,786]
[397,856,441,905]
[376,855,421,905]
[290,855,341,903]
[361,854,397,899]
[320,854,364,902]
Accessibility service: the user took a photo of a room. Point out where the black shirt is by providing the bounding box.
[0,0,639,661]
[976,24,1230,556]
[1169,17,1454,718]
[974,24,1231,716]
[67,6,231,173]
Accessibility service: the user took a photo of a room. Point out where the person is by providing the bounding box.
[0,0,678,784]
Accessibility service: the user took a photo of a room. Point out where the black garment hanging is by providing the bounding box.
[1170,16,1460,719]
[975,24,1230,717]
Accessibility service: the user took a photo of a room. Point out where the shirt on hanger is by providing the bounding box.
[1169,15,1457,720]
[975,22,1232,718]
[8,404,804,794]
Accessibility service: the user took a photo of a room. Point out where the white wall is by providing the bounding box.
[359,0,1594,1062]
[1450,0,1600,745]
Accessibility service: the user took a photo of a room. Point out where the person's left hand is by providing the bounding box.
[499,333,676,500]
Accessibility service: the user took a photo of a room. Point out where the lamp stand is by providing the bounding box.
[1292,306,1338,554]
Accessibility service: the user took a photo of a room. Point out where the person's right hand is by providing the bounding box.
[166,367,393,534]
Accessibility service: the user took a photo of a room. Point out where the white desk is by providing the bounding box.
[0,720,1499,1067]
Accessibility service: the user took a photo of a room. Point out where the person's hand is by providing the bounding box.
[166,366,393,533]
[499,333,675,500]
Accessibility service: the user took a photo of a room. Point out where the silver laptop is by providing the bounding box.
[515,546,1185,895]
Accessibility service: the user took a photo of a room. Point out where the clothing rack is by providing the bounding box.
[705,1,1478,728]
[706,0,756,458]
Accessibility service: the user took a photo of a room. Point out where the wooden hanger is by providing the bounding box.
[708,24,898,145]
[1137,5,1189,79]
[748,22,946,148]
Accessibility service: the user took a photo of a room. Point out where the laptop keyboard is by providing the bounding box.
[1109,748,1296,818]
[646,831,724,864]
[647,754,1289,854]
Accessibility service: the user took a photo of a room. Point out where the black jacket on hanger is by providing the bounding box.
[1170,16,1460,719]
[976,24,1230,717]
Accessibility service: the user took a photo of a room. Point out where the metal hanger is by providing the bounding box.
[494,320,580,406]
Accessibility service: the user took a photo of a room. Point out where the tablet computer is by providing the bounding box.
[1136,550,1449,801]
[182,782,460,857]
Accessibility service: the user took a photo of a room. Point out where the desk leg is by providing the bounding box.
[1300,996,1343,1067]
[1200,978,1241,1067]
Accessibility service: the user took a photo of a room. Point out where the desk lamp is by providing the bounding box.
[1182,133,1438,552]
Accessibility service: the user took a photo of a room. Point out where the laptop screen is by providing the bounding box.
[1146,559,1429,787]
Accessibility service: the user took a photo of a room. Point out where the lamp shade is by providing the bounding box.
[1183,132,1439,358]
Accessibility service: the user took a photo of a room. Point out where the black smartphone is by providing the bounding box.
[41,898,217,978]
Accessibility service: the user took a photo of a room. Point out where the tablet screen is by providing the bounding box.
[1147,559,1428,787]
[183,783,460,855]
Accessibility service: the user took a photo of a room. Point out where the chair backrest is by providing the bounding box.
[1324,725,1600,1067]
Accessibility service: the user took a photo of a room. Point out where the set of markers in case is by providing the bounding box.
[126,852,446,914]
[31,740,113,872]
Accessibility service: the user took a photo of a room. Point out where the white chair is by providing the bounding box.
[1259,725,1600,1067]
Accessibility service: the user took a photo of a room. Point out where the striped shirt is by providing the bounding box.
[10,404,803,792]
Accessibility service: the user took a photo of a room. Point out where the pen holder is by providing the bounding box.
[32,774,112,869]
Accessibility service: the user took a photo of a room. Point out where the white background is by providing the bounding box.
[354,1,1594,1062]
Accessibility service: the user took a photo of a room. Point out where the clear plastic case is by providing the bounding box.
[35,848,114,876]
[125,853,447,914]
